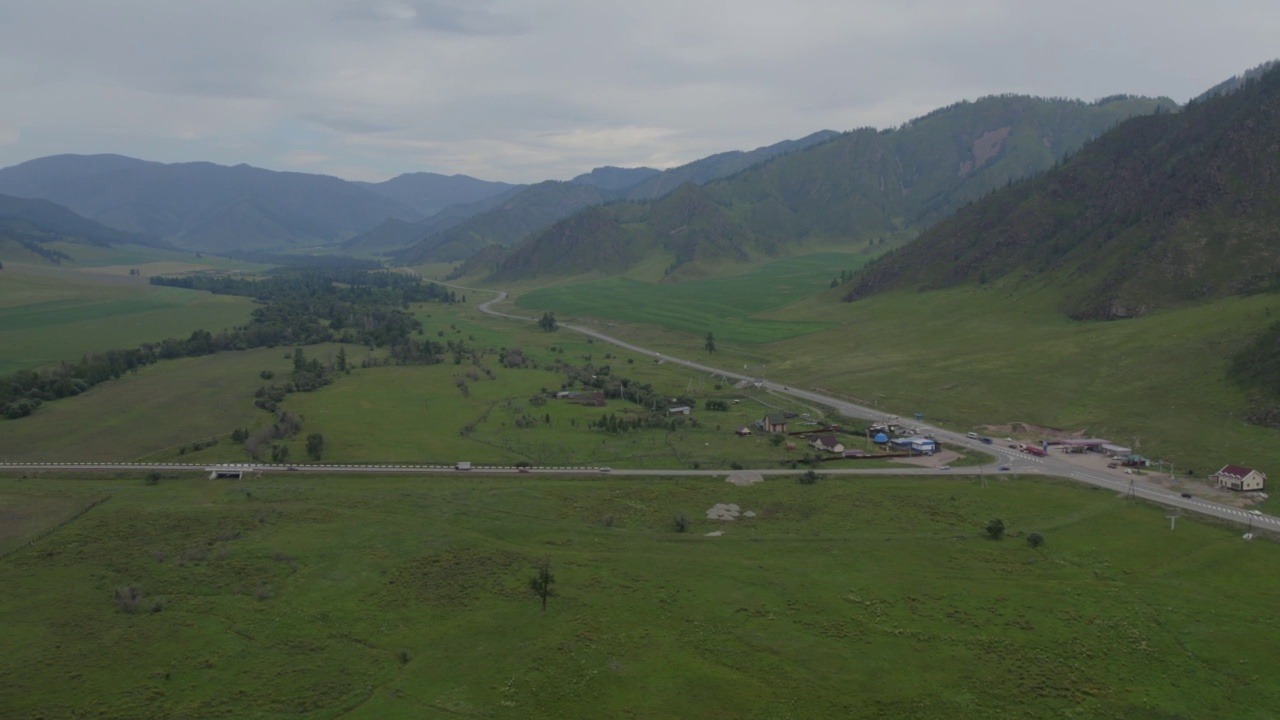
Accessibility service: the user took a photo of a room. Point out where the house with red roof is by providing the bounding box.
[1211,464,1266,491]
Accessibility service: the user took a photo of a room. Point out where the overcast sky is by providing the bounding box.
[0,1,1275,183]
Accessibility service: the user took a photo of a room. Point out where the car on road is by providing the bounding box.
[1180,493,1192,498]
[939,465,951,471]
[1249,509,1263,515]
[286,466,297,471]
[980,437,993,444]
[998,466,1011,471]
[518,467,530,473]
[1107,462,1119,468]
[599,467,612,473]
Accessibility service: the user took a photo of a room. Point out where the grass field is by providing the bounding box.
[513,252,866,345]
[1,471,1276,719]
[0,256,258,374]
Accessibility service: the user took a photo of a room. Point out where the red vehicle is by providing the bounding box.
[1023,445,1047,457]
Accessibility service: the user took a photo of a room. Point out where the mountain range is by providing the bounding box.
[474,94,1175,282]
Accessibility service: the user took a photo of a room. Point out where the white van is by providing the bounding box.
[966,432,979,439]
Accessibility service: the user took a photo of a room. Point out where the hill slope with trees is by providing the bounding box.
[844,66,1280,321]
[393,130,841,265]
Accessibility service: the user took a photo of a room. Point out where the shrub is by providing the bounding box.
[674,514,690,533]
[1027,532,1045,548]
[986,518,1006,540]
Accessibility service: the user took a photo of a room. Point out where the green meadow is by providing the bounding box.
[1,471,1276,719]
[0,255,259,375]
[513,252,866,344]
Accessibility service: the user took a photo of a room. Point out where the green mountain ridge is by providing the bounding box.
[393,130,842,265]
[844,65,1280,321]
[0,193,170,263]
[479,94,1175,282]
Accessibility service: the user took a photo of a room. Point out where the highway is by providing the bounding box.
[2,289,1271,535]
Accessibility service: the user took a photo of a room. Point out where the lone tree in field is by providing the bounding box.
[704,332,716,353]
[1026,532,1045,548]
[305,433,326,461]
[529,556,556,611]
[985,518,1006,540]
[538,312,558,332]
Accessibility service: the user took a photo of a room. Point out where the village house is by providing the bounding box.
[762,412,787,433]
[735,426,752,436]
[811,434,845,453]
[1212,464,1267,491]
[667,406,692,416]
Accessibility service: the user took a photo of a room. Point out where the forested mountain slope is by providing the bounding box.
[845,66,1280,321]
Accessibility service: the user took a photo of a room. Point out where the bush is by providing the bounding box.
[985,518,1006,540]
[673,514,690,533]
[1026,532,1045,548]
[798,469,820,485]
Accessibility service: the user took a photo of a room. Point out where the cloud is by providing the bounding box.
[0,1,1277,182]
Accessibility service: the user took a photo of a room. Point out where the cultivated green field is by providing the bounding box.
[514,252,865,344]
[0,256,259,374]
[1,472,1276,719]
[0,347,295,462]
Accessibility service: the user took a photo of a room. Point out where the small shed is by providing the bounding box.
[1212,464,1266,491]
[667,406,692,416]
[735,426,753,436]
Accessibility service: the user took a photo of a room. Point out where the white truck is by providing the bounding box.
[455,461,472,471]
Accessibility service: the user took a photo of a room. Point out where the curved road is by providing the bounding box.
[467,287,1279,532]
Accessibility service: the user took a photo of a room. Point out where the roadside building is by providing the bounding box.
[909,437,937,454]
[811,435,844,453]
[1212,465,1267,491]
[667,406,692,416]
[763,413,788,433]
[735,426,752,436]
[1100,443,1132,456]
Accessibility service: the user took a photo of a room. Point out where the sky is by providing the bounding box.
[0,1,1276,184]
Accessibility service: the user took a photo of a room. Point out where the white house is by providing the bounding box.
[667,406,692,416]
[1212,464,1266,491]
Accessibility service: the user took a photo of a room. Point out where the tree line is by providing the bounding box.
[1,268,455,419]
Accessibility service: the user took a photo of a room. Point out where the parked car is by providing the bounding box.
[599,467,612,473]
[1107,462,1119,468]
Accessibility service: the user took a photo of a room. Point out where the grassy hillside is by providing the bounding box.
[514,252,864,344]
[2,472,1277,718]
